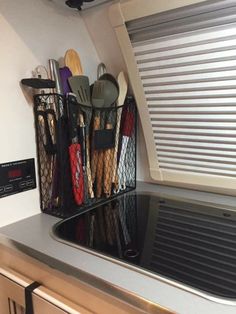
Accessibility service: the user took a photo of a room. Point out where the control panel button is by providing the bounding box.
[19,181,26,188]
[0,186,4,194]
[4,185,13,192]
[26,180,34,187]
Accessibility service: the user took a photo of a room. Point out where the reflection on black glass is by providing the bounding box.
[55,193,236,298]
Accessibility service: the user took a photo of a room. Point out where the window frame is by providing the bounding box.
[109,0,236,195]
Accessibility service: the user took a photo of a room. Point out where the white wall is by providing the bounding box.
[82,2,151,182]
[0,0,100,227]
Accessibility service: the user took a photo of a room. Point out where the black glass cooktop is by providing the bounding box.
[54,193,236,299]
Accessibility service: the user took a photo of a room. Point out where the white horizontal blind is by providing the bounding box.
[127,2,236,185]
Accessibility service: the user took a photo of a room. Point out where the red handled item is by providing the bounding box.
[67,93,84,205]
[122,110,135,137]
[69,143,84,205]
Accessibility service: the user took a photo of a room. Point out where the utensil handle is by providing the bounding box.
[50,156,59,207]
[49,59,63,95]
[46,109,57,154]
[117,136,129,191]
[49,59,64,116]
[96,150,104,198]
[91,115,100,183]
[79,114,89,203]
[86,136,94,199]
[69,143,84,205]
[97,62,107,79]
[67,95,79,140]
[37,110,55,155]
[103,123,113,198]
[111,107,123,184]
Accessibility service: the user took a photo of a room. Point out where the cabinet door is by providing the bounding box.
[29,295,70,314]
[0,268,90,314]
[0,272,25,314]
[0,274,68,314]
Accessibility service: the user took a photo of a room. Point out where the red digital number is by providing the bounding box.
[8,169,22,178]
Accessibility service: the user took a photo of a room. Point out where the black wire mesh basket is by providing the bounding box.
[34,93,137,218]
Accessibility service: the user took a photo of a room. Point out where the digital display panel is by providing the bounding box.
[0,159,36,198]
[8,169,22,179]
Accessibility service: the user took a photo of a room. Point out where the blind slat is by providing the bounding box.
[155,134,236,143]
[159,163,236,177]
[146,91,236,100]
[151,121,236,128]
[148,98,236,106]
[132,23,236,53]
[158,157,236,170]
[138,50,236,70]
[143,72,236,85]
[150,114,236,120]
[157,145,236,157]
[128,3,236,42]
[144,81,236,92]
[139,61,236,76]
[135,38,236,61]
[155,140,236,150]
[153,127,236,136]
[149,106,236,113]
[158,152,236,164]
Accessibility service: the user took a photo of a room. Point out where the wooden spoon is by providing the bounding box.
[65,49,83,76]
[112,72,128,192]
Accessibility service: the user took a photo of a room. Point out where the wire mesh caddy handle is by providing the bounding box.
[34,92,137,218]
[25,281,41,314]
